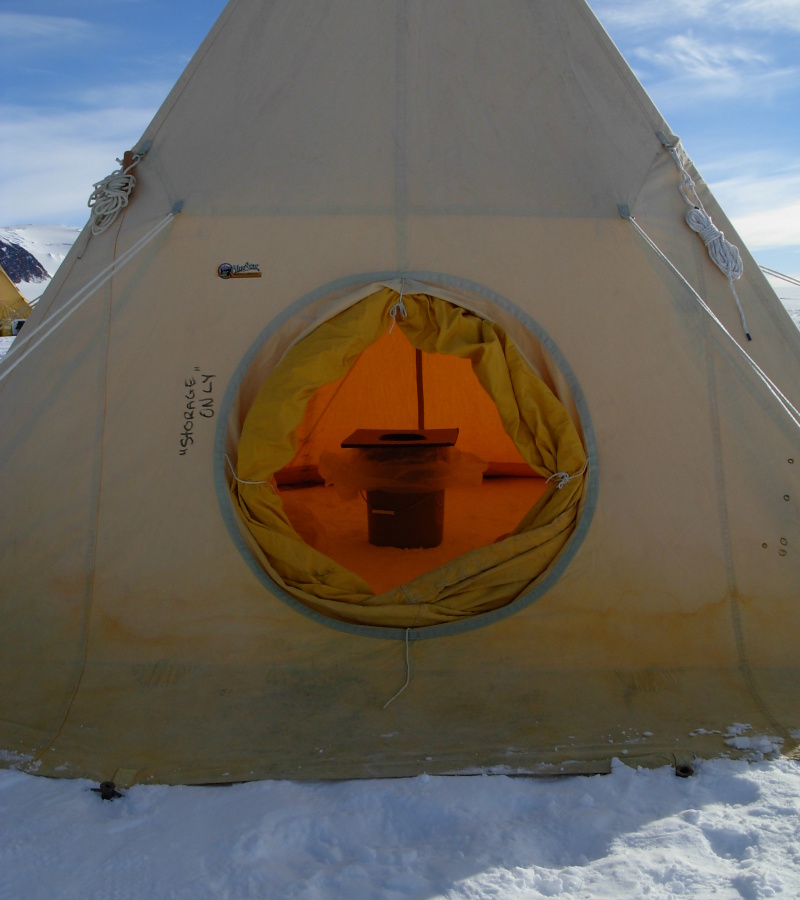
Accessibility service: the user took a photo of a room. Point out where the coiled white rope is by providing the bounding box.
[685,206,743,281]
[665,142,751,340]
[623,212,800,433]
[88,154,143,236]
[0,212,177,385]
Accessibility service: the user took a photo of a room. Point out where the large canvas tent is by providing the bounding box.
[0,0,798,785]
[0,264,31,336]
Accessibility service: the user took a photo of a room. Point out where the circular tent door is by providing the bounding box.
[220,280,593,633]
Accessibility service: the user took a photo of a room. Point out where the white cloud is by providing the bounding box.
[0,105,155,225]
[0,13,93,45]
[734,201,800,250]
[594,0,713,30]
[630,34,798,102]
[731,0,800,30]
[711,167,800,251]
[76,81,175,113]
[637,34,769,81]
[0,70,173,224]
[594,0,800,33]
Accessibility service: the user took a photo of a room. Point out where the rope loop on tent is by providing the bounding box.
[663,140,751,340]
[382,628,412,709]
[622,212,800,434]
[388,278,408,333]
[0,211,178,385]
[547,461,588,490]
[88,153,144,236]
[388,297,408,333]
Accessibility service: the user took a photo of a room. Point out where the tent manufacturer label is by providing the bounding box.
[218,262,261,279]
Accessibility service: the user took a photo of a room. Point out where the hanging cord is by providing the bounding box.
[224,453,275,490]
[383,628,412,709]
[388,279,407,333]
[0,211,178,385]
[88,153,144,236]
[622,210,800,433]
[546,460,588,490]
[663,139,750,341]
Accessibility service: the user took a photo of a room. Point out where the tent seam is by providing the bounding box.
[29,213,124,769]
[394,0,408,270]
[703,284,793,746]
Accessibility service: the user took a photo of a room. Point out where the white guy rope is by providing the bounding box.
[224,453,275,490]
[88,154,143,235]
[383,628,412,709]
[0,212,176,385]
[760,266,800,289]
[623,213,800,433]
[665,142,751,341]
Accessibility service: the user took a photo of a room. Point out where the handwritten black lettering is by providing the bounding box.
[179,370,215,454]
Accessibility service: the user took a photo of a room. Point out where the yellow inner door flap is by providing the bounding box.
[232,289,587,628]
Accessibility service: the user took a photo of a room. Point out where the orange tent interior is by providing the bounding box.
[274,325,549,595]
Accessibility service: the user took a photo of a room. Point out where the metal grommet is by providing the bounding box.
[779,549,787,557]
[781,538,788,546]
[789,459,795,464]
[785,495,791,502]
[762,543,768,549]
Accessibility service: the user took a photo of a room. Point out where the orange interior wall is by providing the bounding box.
[285,326,531,475]
[276,327,544,592]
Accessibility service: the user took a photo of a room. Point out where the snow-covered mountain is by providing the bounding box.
[0,224,82,304]
[0,238,48,286]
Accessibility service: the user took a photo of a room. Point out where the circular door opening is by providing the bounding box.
[221,280,594,634]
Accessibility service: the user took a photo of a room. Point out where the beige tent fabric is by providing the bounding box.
[0,0,797,784]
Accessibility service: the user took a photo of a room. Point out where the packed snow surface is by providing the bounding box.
[1,759,799,898]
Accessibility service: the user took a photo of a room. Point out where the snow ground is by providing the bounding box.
[1,758,799,899]
[781,301,800,330]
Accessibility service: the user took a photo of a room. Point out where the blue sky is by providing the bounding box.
[1,0,799,281]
